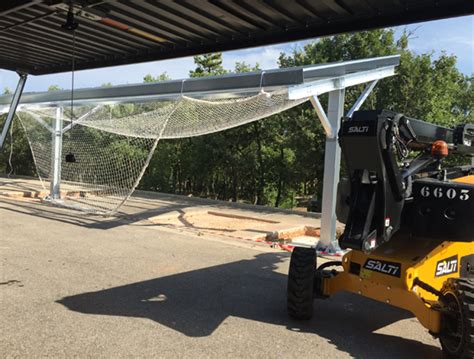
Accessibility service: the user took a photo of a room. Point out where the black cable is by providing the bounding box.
[70,29,76,133]
[65,29,76,162]
[64,2,78,163]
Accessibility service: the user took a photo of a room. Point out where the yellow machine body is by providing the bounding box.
[323,238,472,333]
[323,174,473,334]
[453,174,474,185]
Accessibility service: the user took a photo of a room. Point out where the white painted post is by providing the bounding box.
[317,88,345,253]
[50,107,63,200]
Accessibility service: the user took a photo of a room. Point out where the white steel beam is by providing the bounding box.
[0,56,400,111]
[288,66,394,100]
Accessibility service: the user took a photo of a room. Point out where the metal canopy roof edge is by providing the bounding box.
[0,55,400,107]
[41,2,469,76]
[0,1,471,75]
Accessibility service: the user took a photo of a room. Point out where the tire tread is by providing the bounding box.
[287,247,316,320]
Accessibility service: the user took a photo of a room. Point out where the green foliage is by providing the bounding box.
[190,53,227,77]
[234,61,260,73]
[375,51,472,127]
[143,72,170,83]
[0,115,36,176]
[4,29,472,209]
[141,29,472,207]
[47,85,61,91]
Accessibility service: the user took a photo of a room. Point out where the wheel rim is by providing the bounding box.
[440,290,464,355]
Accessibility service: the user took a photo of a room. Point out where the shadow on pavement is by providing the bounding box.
[0,193,316,232]
[0,197,191,230]
[57,253,441,359]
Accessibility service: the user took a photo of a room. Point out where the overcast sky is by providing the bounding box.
[0,15,472,93]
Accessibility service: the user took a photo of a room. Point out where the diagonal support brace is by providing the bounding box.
[62,105,101,134]
[346,80,378,118]
[310,95,335,139]
[0,72,27,150]
[29,112,54,133]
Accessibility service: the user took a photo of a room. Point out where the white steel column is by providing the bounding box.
[318,88,345,253]
[50,107,63,200]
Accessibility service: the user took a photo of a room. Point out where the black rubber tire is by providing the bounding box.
[439,277,474,359]
[287,247,316,320]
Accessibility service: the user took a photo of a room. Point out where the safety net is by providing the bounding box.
[16,89,306,215]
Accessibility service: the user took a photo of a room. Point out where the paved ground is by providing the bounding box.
[0,197,442,358]
[0,176,327,248]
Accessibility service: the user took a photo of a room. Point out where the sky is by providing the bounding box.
[0,15,472,93]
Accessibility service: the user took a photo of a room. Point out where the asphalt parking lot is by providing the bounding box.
[0,197,442,358]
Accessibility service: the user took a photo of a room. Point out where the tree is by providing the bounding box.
[234,61,260,73]
[143,72,170,83]
[141,30,472,207]
[190,53,227,77]
[0,113,36,176]
[0,85,36,175]
[4,29,472,210]
[376,51,472,127]
[277,29,472,199]
[48,85,61,91]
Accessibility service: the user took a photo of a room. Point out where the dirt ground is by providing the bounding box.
[0,176,327,249]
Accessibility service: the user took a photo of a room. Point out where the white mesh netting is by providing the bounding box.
[15,90,306,215]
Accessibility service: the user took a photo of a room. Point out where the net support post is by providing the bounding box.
[0,72,27,150]
[312,88,345,255]
[50,107,63,200]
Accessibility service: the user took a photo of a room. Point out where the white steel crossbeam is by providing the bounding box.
[288,66,394,100]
